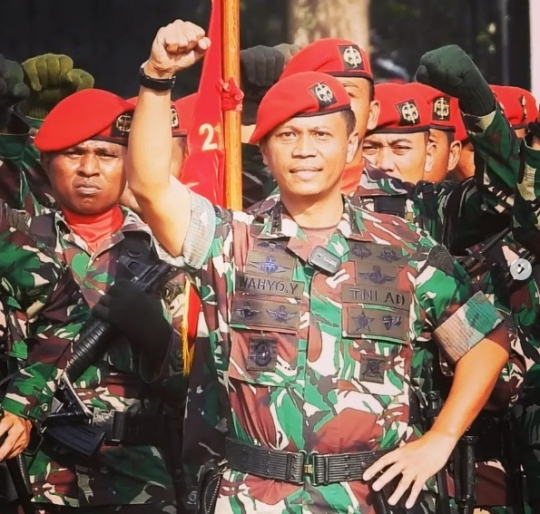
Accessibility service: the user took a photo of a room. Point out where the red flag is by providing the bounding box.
[179,0,225,355]
[180,0,225,205]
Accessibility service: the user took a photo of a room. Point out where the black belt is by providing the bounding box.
[90,409,166,446]
[225,437,392,486]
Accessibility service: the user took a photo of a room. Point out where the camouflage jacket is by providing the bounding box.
[0,112,55,215]
[1,207,185,508]
[158,192,502,513]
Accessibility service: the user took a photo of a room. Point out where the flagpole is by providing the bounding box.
[223,0,242,210]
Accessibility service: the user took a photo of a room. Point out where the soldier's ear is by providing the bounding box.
[259,140,269,166]
[447,140,462,171]
[424,138,435,173]
[366,100,380,132]
[40,152,52,173]
[346,131,359,164]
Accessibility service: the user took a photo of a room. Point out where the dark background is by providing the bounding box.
[0,0,531,98]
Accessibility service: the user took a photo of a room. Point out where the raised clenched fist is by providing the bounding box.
[145,20,211,78]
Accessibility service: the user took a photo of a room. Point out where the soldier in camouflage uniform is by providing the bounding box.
[361,82,435,185]
[414,82,463,184]
[128,21,511,513]
[510,110,540,514]
[0,197,89,513]
[0,88,187,514]
[360,72,530,513]
[179,41,527,509]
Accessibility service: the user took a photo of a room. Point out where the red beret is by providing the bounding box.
[250,71,351,144]
[490,85,539,128]
[410,82,458,132]
[280,38,373,82]
[35,89,135,152]
[372,83,431,133]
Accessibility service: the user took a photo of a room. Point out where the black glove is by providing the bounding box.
[415,44,495,116]
[0,54,30,130]
[240,45,286,89]
[93,279,172,364]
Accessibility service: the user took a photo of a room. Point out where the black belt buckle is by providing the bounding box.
[301,451,329,487]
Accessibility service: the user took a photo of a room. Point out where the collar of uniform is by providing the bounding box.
[53,206,152,254]
[354,162,410,197]
[256,196,372,240]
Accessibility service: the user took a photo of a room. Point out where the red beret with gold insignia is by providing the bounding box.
[410,82,458,133]
[35,89,135,152]
[371,83,431,134]
[490,85,538,128]
[250,71,351,144]
[280,38,373,82]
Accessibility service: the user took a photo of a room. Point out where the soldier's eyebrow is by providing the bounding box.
[362,139,382,147]
[387,137,414,145]
[340,80,360,89]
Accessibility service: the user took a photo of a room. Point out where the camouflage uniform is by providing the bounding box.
[158,190,503,513]
[511,137,540,513]
[1,206,184,512]
[179,105,525,508]
[351,106,531,514]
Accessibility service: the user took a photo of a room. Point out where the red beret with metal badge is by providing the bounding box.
[250,71,351,144]
[35,88,135,152]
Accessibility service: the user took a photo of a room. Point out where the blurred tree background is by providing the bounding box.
[0,0,531,97]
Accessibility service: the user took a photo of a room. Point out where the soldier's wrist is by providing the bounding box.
[457,83,496,117]
[142,60,175,80]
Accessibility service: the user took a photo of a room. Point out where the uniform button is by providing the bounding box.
[41,403,49,412]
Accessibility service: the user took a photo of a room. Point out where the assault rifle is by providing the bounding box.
[40,255,178,458]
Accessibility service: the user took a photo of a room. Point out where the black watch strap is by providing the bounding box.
[138,65,176,91]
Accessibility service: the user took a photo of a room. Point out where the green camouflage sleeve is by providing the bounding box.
[421,106,519,252]
[465,105,520,214]
[513,139,540,249]
[415,245,503,364]
[0,201,77,420]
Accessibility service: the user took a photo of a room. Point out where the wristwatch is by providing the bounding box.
[138,63,176,91]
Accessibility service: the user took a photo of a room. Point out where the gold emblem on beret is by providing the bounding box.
[398,101,420,126]
[311,82,337,109]
[433,96,450,121]
[115,113,132,133]
[343,46,362,68]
